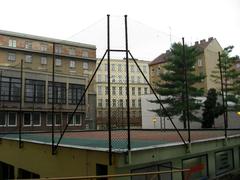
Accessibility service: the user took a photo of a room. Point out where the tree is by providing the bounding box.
[151,42,205,128]
[202,88,224,128]
[211,46,240,110]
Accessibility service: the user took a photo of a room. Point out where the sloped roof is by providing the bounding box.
[149,51,170,65]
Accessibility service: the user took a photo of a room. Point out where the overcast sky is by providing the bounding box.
[1,0,239,60]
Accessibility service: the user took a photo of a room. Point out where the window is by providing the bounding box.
[118,75,122,83]
[0,77,21,102]
[137,76,141,83]
[111,64,115,71]
[23,113,31,126]
[131,76,135,83]
[98,86,102,95]
[132,99,136,107]
[55,58,62,66]
[138,99,141,107]
[69,60,76,68]
[143,65,147,73]
[138,87,141,95]
[119,99,123,107]
[55,45,62,54]
[0,112,6,126]
[46,113,62,126]
[40,56,47,65]
[8,112,17,126]
[144,87,148,94]
[68,84,85,105]
[112,99,116,107]
[25,79,45,103]
[111,75,115,83]
[132,87,135,95]
[69,48,76,56]
[8,39,16,47]
[98,99,103,107]
[8,53,16,61]
[130,65,135,72]
[118,64,122,71]
[68,113,82,126]
[105,99,108,107]
[25,41,32,49]
[25,55,32,63]
[48,82,66,104]
[198,59,203,67]
[105,86,108,95]
[112,86,116,95]
[97,75,102,82]
[215,150,234,175]
[83,62,88,69]
[32,112,41,126]
[119,87,123,95]
[40,44,48,52]
[82,50,88,58]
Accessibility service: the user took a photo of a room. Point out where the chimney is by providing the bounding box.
[200,39,206,44]
[208,37,214,41]
[195,41,199,45]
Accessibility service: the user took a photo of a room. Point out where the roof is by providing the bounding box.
[0,29,96,50]
[149,37,215,66]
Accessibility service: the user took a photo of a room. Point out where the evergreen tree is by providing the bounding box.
[151,42,205,128]
[202,88,224,128]
[211,46,240,110]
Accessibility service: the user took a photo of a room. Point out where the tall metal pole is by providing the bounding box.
[182,38,191,143]
[19,59,23,148]
[218,52,227,138]
[52,43,56,154]
[107,14,112,165]
[125,15,131,151]
[224,57,228,128]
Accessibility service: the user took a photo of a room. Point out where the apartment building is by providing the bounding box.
[0,30,96,131]
[149,37,222,93]
[96,59,150,129]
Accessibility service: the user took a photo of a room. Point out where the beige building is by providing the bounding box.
[149,37,222,93]
[0,30,96,131]
[96,58,150,129]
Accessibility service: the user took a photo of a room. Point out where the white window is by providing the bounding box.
[55,45,62,54]
[137,76,141,83]
[8,53,16,61]
[198,59,202,67]
[46,113,62,126]
[112,99,116,107]
[98,86,102,95]
[105,99,108,107]
[32,112,41,126]
[118,75,122,83]
[69,48,76,56]
[8,39,16,47]
[144,87,148,94]
[119,99,123,107]
[83,62,88,69]
[132,99,136,107]
[68,113,82,126]
[23,113,31,126]
[98,99,103,107]
[112,86,116,95]
[118,64,122,71]
[119,87,123,95]
[111,64,115,71]
[41,44,48,52]
[41,57,47,65]
[82,50,88,58]
[131,65,135,72]
[132,87,135,95]
[8,112,17,127]
[56,58,62,66]
[138,87,141,95]
[143,65,147,72]
[69,60,76,68]
[25,41,32,49]
[25,55,32,63]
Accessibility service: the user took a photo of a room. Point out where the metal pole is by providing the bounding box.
[125,15,131,151]
[107,14,112,165]
[218,52,227,138]
[52,43,55,154]
[19,59,23,148]
[182,38,191,143]
[224,57,228,129]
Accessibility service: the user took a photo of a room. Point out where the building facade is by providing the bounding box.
[96,59,150,129]
[0,30,96,132]
[149,37,222,93]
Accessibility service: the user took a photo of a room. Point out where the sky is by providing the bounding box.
[1,0,239,60]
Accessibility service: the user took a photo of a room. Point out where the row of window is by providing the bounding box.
[0,77,85,104]
[97,74,147,84]
[0,112,83,127]
[98,63,148,73]
[97,86,148,96]
[7,53,89,69]
[8,39,89,57]
[97,98,141,108]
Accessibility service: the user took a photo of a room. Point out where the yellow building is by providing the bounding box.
[149,37,222,93]
[96,58,150,129]
[0,30,96,131]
